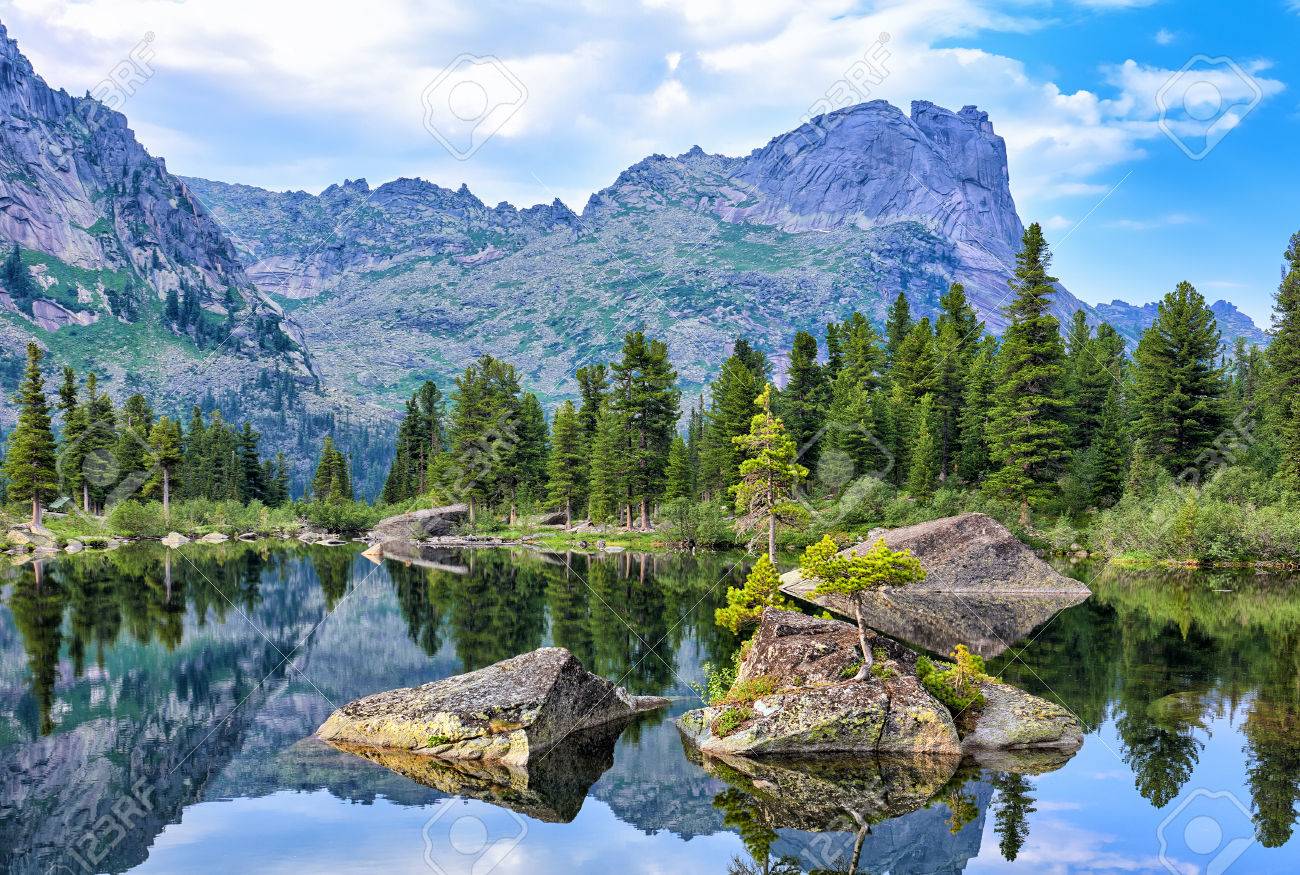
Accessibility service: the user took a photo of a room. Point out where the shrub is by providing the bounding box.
[715,555,792,633]
[720,675,778,706]
[106,500,167,537]
[711,706,753,737]
[659,498,737,549]
[918,645,987,715]
[297,499,382,534]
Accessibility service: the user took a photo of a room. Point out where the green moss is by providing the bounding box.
[711,706,753,737]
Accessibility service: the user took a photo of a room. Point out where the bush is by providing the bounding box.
[711,705,753,737]
[297,499,383,534]
[658,498,737,549]
[917,645,987,715]
[106,500,167,537]
[715,555,792,633]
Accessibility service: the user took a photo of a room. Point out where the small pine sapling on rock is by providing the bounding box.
[800,535,926,681]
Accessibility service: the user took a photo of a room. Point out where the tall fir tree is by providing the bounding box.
[956,337,997,483]
[906,394,940,499]
[610,331,679,528]
[1270,232,1300,492]
[983,223,1070,522]
[546,400,585,524]
[3,344,58,524]
[776,330,826,465]
[146,416,183,515]
[884,291,913,368]
[587,407,630,525]
[1131,281,1226,476]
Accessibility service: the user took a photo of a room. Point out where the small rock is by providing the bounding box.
[161,532,190,548]
[64,540,83,553]
[603,545,625,553]
[198,532,229,544]
[361,543,385,563]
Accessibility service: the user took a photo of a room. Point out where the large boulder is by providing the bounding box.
[678,609,1084,759]
[678,610,961,757]
[317,647,668,765]
[7,523,57,549]
[782,513,1088,599]
[961,681,1084,752]
[369,504,469,542]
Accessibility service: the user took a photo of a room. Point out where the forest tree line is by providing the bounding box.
[377,223,1300,544]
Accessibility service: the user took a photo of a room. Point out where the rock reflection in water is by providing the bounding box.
[322,720,629,823]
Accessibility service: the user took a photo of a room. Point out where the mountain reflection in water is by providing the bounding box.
[0,545,1298,873]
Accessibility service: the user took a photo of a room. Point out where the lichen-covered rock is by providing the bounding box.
[317,647,668,765]
[678,610,960,757]
[960,682,1083,752]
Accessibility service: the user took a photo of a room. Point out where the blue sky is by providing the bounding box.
[2,0,1297,325]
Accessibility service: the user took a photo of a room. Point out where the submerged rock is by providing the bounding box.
[317,647,669,765]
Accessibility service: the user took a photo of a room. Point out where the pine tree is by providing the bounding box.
[776,330,825,464]
[892,318,939,402]
[956,338,997,483]
[236,421,266,502]
[1132,281,1226,476]
[546,400,585,524]
[731,383,809,561]
[907,394,940,499]
[510,391,549,517]
[824,321,844,380]
[146,416,183,515]
[575,364,608,442]
[114,394,154,491]
[588,407,629,525]
[885,291,913,368]
[984,223,1069,522]
[1270,232,1300,492]
[165,287,180,323]
[714,555,792,634]
[180,406,208,501]
[663,433,694,502]
[312,436,352,503]
[4,344,58,524]
[1,244,37,312]
[610,331,680,529]
[78,374,118,512]
[700,345,763,496]
[991,773,1037,862]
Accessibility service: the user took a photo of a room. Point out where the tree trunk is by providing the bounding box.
[851,599,875,682]
[1019,499,1030,529]
[162,468,171,518]
[82,482,90,514]
[767,514,777,564]
[564,499,571,528]
[509,501,517,527]
[468,498,476,527]
[847,810,871,873]
[639,498,648,531]
[31,496,42,527]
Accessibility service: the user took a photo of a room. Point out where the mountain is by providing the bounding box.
[0,21,391,489]
[186,99,1267,409]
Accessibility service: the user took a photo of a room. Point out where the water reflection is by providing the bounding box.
[0,547,1298,872]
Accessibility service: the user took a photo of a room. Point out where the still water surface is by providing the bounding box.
[1,544,1298,874]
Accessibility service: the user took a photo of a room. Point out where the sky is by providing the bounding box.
[1,0,1297,325]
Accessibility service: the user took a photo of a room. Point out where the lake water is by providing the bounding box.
[1,544,1298,874]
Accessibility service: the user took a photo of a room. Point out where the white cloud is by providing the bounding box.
[1155,28,1177,45]
[1105,212,1198,230]
[0,0,1287,221]
[1043,215,1074,231]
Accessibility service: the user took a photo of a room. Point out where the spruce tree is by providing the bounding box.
[776,330,825,464]
[1132,281,1225,476]
[575,364,608,442]
[3,344,58,524]
[700,344,764,494]
[546,400,585,524]
[115,394,154,491]
[236,421,266,501]
[956,338,997,483]
[907,394,940,499]
[885,291,913,368]
[588,408,629,525]
[511,392,550,516]
[610,331,679,528]
[983,223,1069,522]
[1270,232,1300,492]
[663,433,694,502]
[311,436,352,502]
[1,244,37,312]
[146,416,183,515]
